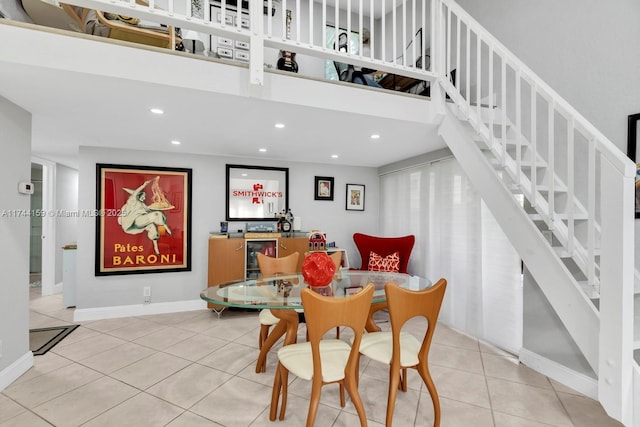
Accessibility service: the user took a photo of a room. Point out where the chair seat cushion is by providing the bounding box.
[358,331,421,367]
[277,339,351,382]
[259,308,304,326]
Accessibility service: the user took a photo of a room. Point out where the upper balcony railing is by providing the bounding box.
[28,0,439,92]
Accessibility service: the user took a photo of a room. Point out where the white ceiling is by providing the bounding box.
[0,23,444,170]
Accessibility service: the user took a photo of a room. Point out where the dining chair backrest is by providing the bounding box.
[386,278,447,361]
[385,278,447,426]
[303,251,342,269]
[257,252,299,276]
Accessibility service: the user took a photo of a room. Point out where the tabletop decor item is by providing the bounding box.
[301,252,336,288]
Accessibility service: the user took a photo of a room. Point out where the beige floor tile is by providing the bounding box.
[433,324,480,351]
[417,396,494,427]
[431,364,491,408]
[146,363,232,409]
[430,342,484,375]
[249,391,341,427]
[11,352,73,385]
[78,342,156,374]
[0,394,25,423]
[487,377,573,426]
[165,411,221,426]
[51,333,126,361]
[479,339,517,357]
[32,376,139,426]
[493,411,560,426]
[82,392,184,427]
[139,309,205,326]
[0,409,54,427]
[197,342,260,375]
[163,333,228,362]
[103,317,167,341]
[481,352,552,389]
[83,316,139,333]
[110,352,191,390]
[549,378,587,396]
[3,363,103,408]
[52,325,100,348]
[132,325,195,350]
[333,410,385,427]
[557,391,624,427]
[190,376,273,426]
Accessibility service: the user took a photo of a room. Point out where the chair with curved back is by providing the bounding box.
[357,278,447,427]
[270,283,374,426]
[256,252,300,369]
[352,233,415,274]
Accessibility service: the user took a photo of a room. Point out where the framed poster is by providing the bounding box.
[346,183,365,211]
[95,164,192,276]
[314,176,334,201]
[627,113,640,218]
[226,164,289,221]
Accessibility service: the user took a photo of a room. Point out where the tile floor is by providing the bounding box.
[0,287,623,426]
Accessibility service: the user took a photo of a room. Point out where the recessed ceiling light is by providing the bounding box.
[370,134,380,139]
[241,173,248,177]
[331,154,339,158]
[259,148,267,152]
[274,123,285,129]
[171,140,181,145]
[150,108,164,115]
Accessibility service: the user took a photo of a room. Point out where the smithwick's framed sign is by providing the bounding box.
[95,164,192,276]
[226,164,289,221]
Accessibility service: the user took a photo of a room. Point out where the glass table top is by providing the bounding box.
[200,270,431,310]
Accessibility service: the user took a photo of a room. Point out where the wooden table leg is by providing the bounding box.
[255,309,299,373]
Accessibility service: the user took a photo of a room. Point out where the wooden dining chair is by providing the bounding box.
[357,278,447,427]
[256,252,300,359]
[270,283,374,426]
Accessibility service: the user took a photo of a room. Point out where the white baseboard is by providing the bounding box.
[0,351,33,392]
[73,299,208,322]
[519,348,598,400]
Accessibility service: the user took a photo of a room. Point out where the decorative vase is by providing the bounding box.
[301,252,336,288]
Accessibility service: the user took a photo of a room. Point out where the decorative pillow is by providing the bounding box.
[368,251,400,272]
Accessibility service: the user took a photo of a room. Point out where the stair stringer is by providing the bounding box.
[438,108,600,372]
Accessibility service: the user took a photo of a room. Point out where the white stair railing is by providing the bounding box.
[436,0,636,424]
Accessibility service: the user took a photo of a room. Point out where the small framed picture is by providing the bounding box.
[314,176,334,201]
[346,183,365,211]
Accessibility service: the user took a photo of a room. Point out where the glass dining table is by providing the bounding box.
[200,270,432,373]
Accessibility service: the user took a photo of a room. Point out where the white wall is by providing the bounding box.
[54,164,78,284]
[76,146,378,312]
[455,0,640,152]
[0,96,32,388]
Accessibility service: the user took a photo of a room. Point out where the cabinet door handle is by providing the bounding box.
[280,242,288,250]
[236,243,244,251]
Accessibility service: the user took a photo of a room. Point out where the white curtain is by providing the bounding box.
[380,157,523,354]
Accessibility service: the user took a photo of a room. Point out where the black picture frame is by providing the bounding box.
[314,176,334,201]
[226,164,289,221]
[626,114,640,218]
[345,183,365,211]
[95,164,192,276]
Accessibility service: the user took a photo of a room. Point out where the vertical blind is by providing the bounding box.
[380,157,523,354]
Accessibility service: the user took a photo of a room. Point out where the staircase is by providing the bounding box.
[435,0,638,425]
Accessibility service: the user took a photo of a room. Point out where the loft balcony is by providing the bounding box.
[0,0,448,167]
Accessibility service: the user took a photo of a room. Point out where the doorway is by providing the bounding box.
[29,163,43,287]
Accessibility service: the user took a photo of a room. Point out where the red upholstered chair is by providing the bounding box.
[352,233,415,274]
